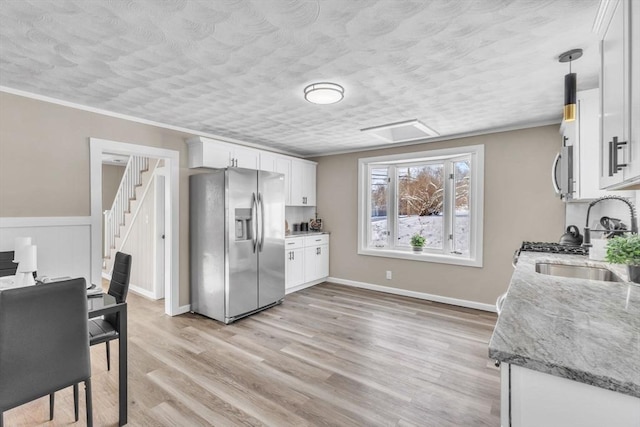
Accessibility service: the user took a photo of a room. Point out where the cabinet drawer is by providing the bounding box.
[304,234,329,247]
[285,237,305,249]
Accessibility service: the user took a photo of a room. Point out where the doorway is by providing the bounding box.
[90,138,181,316]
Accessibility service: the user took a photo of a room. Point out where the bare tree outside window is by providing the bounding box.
[397,164,444,248]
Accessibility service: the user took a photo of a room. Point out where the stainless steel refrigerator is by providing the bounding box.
[190,168,285,324]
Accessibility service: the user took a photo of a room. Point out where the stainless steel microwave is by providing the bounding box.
[552,145,573,200]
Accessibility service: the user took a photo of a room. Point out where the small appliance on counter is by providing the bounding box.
[559,225,583,246]
[309,218,322,231]
[300,222,309,232]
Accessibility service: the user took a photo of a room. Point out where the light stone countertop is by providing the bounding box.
[488,251,640,398]
[285,231,329,238]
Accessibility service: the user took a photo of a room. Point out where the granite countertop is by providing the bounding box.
[488,251,640,398]
[285,231,329,238]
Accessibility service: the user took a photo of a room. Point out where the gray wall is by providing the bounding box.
[313,125,566,305]
[0,92,194,305]
[102,164,125,210]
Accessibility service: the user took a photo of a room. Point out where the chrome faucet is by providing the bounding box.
[583,196,638,247]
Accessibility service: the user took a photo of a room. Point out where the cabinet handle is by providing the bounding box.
[292,251,294,260]
[609,136,628,176]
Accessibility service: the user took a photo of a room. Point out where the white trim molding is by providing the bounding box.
[285,278,325,295]
[90,138,181,316]
[0,216,91,228]
[327,276,497,313]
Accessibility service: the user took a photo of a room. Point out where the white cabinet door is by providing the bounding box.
[290,159,317,206]
[505,364,640,427]
[317,244,329,278]
[275,157,291,206]
[188,137,259,169]
[234,146,259,169]
[599,0,633,188]
[303,244,328,283]
[290,160,304,206]
[567,89,634,200]
[285,248,304,290]
[303,245,319,283]
[303,162,317,206]
[188,139,232,168]
[259,152,277,172]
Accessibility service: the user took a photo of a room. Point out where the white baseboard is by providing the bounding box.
[129,284,159,300]
[285,278,325,295]
[327,276,497,313]
[175,304,191,315]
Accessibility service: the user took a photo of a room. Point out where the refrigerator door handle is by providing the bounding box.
[251,192,258,253]
[258,192,265,252]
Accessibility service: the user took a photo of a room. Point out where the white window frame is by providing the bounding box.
[357,144,484,267]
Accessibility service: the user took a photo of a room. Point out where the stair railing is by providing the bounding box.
[103,156,149,256]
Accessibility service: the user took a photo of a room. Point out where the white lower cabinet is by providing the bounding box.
[501,363,640,427]
[303,235,329,281]
[285,234,329,292]
[284,238,304,290]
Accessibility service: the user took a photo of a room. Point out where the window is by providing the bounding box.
[358,145,484,267]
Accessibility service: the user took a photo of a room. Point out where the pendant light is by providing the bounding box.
[558,48,583,122]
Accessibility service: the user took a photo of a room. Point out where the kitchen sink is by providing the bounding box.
[535,262,624,282]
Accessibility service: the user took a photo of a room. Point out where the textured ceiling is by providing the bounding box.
[0,0,601,156]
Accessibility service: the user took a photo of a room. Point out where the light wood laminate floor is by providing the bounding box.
[4,282,500,426]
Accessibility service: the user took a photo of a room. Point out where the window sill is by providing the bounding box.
[358,247,482,267]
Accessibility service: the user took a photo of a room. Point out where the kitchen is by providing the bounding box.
[0,0,639,426]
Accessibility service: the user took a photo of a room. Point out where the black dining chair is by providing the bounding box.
[89,251,132,371]
[0,251,17,278]
[0,278,93,427]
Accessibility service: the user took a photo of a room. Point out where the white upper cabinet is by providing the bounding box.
[259,151,278,172]
[234,145,259,169]
[259,152,292,205]
[187,136,258,169]
[563,89,633,200]
[597,0,640,189]
[275,157,292,206]
[187,136,315,206]
[290,160,317,206]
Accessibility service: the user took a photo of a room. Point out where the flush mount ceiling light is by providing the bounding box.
[304,82,344,105]
[558,48,583,122]
[361,119,439,143]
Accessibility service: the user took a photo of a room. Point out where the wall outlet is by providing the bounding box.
[386,270,392,280]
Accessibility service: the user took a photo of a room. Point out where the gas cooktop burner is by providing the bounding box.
[521,241,588,255]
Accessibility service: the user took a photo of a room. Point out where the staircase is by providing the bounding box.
[103,156,159,273]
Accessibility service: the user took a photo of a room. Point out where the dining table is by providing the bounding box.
[87,291,128,426]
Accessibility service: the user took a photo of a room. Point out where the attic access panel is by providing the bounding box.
[361,120,439,143]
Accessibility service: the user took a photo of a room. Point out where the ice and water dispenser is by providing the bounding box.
[234,208,253,241]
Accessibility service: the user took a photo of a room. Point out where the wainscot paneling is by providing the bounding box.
[0,217,91,282]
